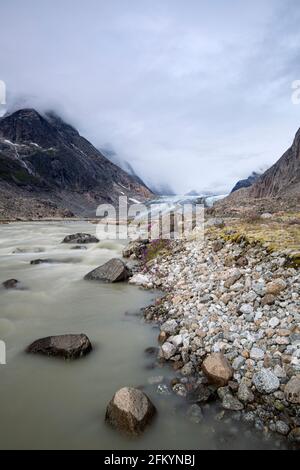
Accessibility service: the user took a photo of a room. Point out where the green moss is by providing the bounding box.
[142,239,172,264]
[206,212,300,267]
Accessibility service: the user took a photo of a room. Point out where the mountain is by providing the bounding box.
[149,183,176,196]
[230,171,261,193]
[248,129,300,199]
[0,109,153,219]
[212,128,300,214]
[100,147,151,191]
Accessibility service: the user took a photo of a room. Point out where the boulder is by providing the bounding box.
[252,368,280,394]
[122,240,149,259]
[161,342,176,360]
[84,258,130,283]
[129,274,151,286]
[205,218,225,228]
[26,334,92,359]
[250,347,265,361]
[266,279,287,296]
[30,259,54,265]
[224,269,242,289]
[261,294,276,306]
[2,279,19,289]
[202,353,233,386]
[284,377,300,404]
[237,382,255,403]
[186,404,203,424]
[187,384,217,403]
[288,427,300,443]
[212,240,224,252]
[62,233,99,244]
[160,319,178,335]
[105,387,156,436]
[218,387,244,411]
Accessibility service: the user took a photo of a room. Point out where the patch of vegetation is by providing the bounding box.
[141,239,172,264]
[206,212,300,262]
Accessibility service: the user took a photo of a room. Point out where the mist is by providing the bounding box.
[1,0,300,194]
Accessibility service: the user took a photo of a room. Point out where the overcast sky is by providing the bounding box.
[1,0,300,193]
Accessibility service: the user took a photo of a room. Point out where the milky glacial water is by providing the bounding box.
[0,222,286,450]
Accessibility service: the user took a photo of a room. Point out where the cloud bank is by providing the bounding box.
[1,0,300,193]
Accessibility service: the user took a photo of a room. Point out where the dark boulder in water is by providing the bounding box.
[84,258,130,283]
[30,258,81,265]
[62,233,99,244]
[30,258,54,265]
[26,334,92,359]
[2,279,20,289]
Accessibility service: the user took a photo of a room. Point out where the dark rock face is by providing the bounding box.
[0,109,152,218]
[249,129,300,200]
[84,258,130,283]
[105,387,156,436]
[30,258,54,265]
[2,278,19,289]
[231,172,261,193]
[62,233,99,244]
[26,334,92,359]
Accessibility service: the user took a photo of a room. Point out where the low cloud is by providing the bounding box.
[1,0,300,193]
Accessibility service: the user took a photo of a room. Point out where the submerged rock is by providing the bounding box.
[62,233,99,244]
[187,384,217,404]
[202,353,233,386]
[84,258,130,283]
[218,387,244,411]
[26,334,92,359]
[186,404,203,423]
[288,427,300,443]
[105,387,156,436]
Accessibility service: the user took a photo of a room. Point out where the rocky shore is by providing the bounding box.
[127,219,300,445]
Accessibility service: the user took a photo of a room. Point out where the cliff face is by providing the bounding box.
[248,129,300,199]
[0,109,153,218]
[231,172,261,193]
[212,128,300,216]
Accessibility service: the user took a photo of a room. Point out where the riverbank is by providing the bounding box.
[128,215,300,446]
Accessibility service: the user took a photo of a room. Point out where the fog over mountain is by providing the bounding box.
[1,0,300,194]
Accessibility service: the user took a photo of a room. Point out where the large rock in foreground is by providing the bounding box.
[26,334,92,359]
[62,233,99,244]
[202,353,233,386]
[84,258,130,283]
[105,387,156,436]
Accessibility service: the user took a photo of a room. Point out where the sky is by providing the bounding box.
[1,0,300,194]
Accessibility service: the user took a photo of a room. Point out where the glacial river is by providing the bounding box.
[0,222,285,449]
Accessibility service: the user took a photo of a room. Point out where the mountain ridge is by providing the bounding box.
[212,127,300,215]
[0,108,153,219]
